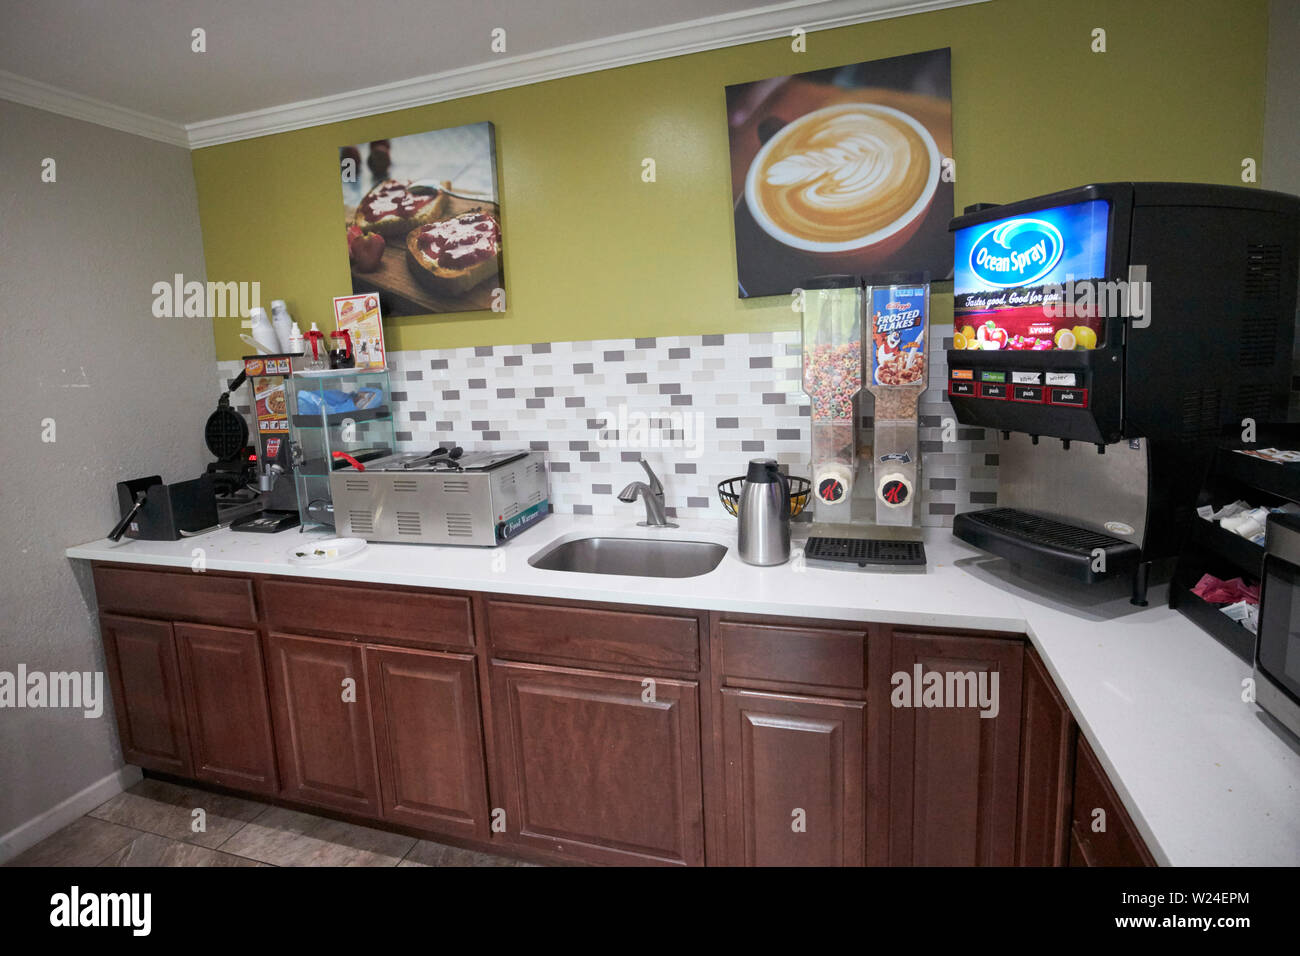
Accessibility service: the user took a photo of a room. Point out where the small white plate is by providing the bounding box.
[286,537,368,565]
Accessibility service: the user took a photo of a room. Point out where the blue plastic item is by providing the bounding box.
[296,389,356,416]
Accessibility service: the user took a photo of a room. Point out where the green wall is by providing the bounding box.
[193,0,1268,361]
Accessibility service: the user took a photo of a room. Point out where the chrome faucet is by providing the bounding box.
[618,459,677,528]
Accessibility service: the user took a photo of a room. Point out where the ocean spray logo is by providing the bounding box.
[968,218,1064,288]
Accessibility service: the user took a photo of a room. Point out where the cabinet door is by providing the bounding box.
[1015,647,1076,866]
[492,661,704,866]
[265,632,379,815]
[721,688,865,866]
[366,645,489,838]
[174,623,278,795]
[1069,733,1156,866]
[99,614,192,775]
[888,632,1023,866]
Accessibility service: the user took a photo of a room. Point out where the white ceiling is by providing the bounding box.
[0,0,983,147]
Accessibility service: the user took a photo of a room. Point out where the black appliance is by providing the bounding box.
[110,474,218,541]
[1256,512,1300,738]
[945,183,1300,604]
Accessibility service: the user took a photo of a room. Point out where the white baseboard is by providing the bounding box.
[0,765,143,864]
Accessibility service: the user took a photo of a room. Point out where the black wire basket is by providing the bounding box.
[717,474,811,518]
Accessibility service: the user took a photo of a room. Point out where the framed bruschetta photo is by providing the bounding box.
[339,121,504,316]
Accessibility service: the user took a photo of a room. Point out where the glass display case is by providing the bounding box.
[284,368,395,532]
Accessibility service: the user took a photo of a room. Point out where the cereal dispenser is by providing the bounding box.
[801,276,863,523]
[799,274,930,569]
[865,278,929,526]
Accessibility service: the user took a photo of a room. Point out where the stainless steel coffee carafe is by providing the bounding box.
[737,458,791,566]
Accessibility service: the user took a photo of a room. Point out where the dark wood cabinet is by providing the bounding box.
[491,660,704,866]
[265,632,380,815]
[89,561,1160,868]
[174,623,278,795]
[1069,733,1156,866]
[100,613,192,776]
[720,688,865,866]
[1016,647,1076,865]
[366,645,489,837]
[887,631,1024,866]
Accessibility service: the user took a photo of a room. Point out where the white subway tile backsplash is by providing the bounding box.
[216,330,996,526]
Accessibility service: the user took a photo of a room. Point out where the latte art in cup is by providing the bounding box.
[746,103,940,253]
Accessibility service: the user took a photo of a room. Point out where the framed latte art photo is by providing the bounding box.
[339,121,504,318]
[725,49,954,298]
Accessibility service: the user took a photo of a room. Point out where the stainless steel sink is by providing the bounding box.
[528,536,727,578]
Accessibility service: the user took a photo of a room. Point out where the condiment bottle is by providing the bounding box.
[329,330,354,369]
[304,323,329,371]
[270,300,294,352]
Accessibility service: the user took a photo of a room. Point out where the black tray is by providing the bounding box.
[291,405,391,428]
[952,507,1141,583]
[1169,581,1256,663]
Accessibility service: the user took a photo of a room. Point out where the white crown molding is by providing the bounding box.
[187,0,984,148]
[0,68,189,148]
[2,0,985,150]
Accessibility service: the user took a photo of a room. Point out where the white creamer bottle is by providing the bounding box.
[270,300,294,352]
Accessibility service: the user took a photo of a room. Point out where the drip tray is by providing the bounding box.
[952,507,1141,583]
[803,536,927,572]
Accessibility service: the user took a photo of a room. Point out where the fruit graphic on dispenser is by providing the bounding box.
[953,330,968,350]
[1053,328,1077,350]
[1072,325,1098,349]
[976,319,1007,350]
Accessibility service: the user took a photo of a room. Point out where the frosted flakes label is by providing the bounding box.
[870,286,926,387]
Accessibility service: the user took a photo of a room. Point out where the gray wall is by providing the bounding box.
[0,100,214,854]
[1265,0,1300,195]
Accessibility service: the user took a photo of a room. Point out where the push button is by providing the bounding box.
[1012,385,1044,403]
[979,382,1008,399]
[949,379,975,397]
[1049,387,1088,407]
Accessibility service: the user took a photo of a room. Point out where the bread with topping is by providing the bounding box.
[353,179,448,237]
[405,209,502,295]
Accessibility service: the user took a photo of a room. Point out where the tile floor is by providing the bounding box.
[6,778,532,867]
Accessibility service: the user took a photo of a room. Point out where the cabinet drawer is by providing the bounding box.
[487,600,699,673]
[717,621,867,691]
[261,579,473,650]
[94,565,256,627]
[1070,735,1156,866]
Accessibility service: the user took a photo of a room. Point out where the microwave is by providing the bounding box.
[1255,513,1300,738]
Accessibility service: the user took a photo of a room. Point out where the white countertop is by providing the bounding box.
[67,514,1300,867]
